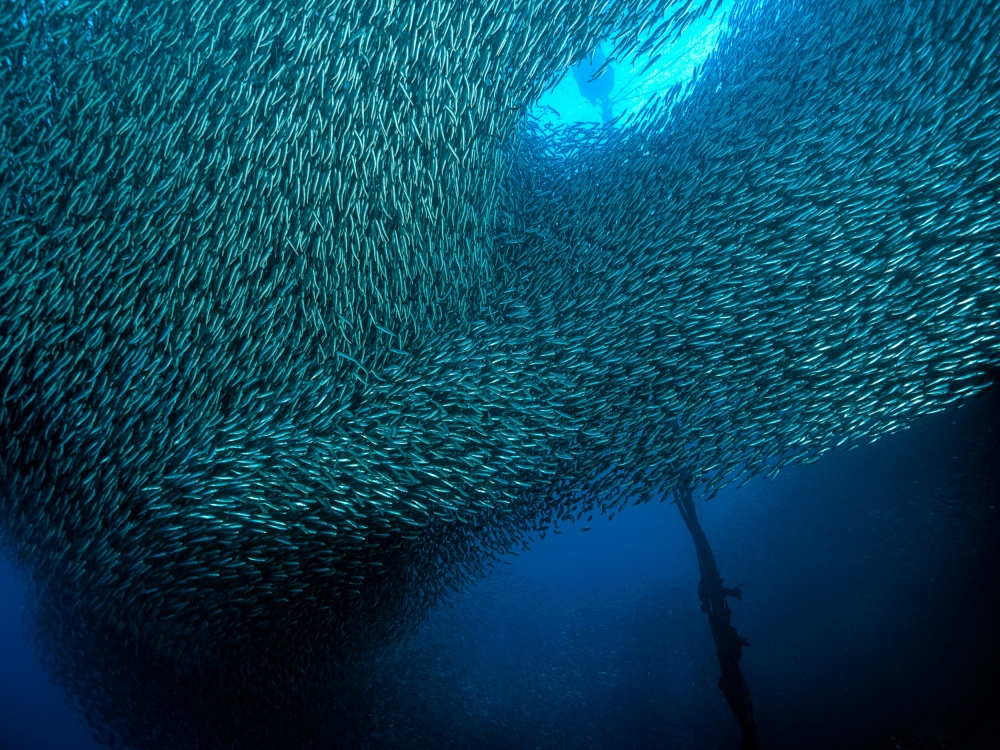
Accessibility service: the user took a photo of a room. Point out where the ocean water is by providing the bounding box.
[0,558,102,749]
[9,394,996,747]
[366,388,1000,749]
[2,0,1000,747]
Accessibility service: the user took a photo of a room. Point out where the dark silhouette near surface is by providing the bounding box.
[573,47,616,123]
[675,473,758,750]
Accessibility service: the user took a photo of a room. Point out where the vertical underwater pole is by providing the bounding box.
[674,474,758,749]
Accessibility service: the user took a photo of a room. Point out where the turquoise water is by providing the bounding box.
[531,2,733,130]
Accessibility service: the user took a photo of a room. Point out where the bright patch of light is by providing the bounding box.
[531,1,734,132]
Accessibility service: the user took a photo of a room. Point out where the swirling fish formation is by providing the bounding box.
[1,0,998,745]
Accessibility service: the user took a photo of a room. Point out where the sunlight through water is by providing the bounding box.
[531,0,735,130]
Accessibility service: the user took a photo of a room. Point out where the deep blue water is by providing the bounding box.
[0,561,102,749]
[371,387,1000,749]
[2,392,998,748]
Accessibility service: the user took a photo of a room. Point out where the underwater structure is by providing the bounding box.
[2,0,999,745]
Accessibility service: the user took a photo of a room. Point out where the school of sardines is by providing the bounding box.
[1,0,998,745]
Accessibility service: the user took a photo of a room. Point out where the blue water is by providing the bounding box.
[2,390,999,748]
[0,559,102,750]
[375,388,1000,749]
[3,402,999,749]
[2,0,999,747]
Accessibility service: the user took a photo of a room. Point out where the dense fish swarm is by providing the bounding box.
[1,0,999,745]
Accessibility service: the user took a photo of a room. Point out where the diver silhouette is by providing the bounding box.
[573,47,616,124]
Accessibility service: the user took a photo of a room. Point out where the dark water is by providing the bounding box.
[0,562,102,749]
[363,387,1000,749]
[1,396,998,750]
